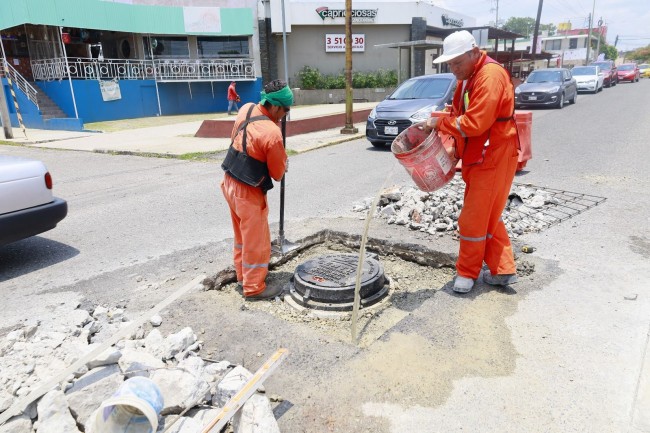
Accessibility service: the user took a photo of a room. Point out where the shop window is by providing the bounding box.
[144,36,189,58]
[545,39,561,50]
[569,38,578,49]
[197,36,249,58]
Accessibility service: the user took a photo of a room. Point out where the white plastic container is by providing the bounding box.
[88,377,164,433]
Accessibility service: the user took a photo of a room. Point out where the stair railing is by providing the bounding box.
[0,60,40,109]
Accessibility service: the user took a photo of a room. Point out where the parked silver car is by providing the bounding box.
[0,155,67,246]
[515,68,578,109]
[366,73,456,147]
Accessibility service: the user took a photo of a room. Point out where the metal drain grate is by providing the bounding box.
[447,181,607,232]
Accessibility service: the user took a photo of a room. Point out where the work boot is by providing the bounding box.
[452,275,475,293]
[483,273,518,286]
[245,284,285,301]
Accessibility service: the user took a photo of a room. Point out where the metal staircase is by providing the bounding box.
[2,60,68,120]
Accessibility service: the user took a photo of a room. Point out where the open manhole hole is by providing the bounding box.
[287,253,389,312]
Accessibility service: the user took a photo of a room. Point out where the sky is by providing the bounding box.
[436,0,650,51]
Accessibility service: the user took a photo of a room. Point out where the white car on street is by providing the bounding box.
[572,65,604,93]
[0,154,68,246]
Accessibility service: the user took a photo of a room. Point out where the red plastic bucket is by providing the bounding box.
[514,110,532,171]
[391,124,456,192]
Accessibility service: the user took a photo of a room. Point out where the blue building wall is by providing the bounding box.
[3,78,264,131]
[2,77,43,128]
[37,79,263,123]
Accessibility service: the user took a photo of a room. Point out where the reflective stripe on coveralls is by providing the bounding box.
[437,51,518,280]
[221,102,287,296]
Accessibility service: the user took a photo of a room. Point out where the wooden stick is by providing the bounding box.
[200,348,289,433]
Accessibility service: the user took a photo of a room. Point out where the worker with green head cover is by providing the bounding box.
[221,79,294,299]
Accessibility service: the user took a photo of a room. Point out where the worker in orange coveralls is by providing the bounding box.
[422,30,519,293]
[221,79,293,299]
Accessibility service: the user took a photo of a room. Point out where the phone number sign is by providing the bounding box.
[325,34,365,52]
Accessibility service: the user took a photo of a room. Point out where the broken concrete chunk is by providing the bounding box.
[118,348,165,378]
[214,365,253,407]
[65,365,124,431]
[232,392,280,433]
[36,390,82,433]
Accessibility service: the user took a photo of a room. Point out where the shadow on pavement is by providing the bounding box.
[0,238,79,283]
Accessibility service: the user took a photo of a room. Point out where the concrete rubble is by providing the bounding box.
[353,179,561,239]
[0,305,281,433]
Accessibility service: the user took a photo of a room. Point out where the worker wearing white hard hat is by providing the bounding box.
[422,30,520,294]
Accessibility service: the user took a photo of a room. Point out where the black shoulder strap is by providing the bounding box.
[231,104,271,154]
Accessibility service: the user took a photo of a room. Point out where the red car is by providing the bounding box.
[590,61,618,87]
[617,63,640,83]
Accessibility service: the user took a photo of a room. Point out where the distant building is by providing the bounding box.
[541,33,600,68]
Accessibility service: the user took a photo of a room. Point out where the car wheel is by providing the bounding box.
[570,91,577,104]
[556,93,564,109]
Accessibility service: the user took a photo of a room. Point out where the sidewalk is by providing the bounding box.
[0,103,375,156]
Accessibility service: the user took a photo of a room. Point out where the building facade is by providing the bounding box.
[1,0,474,130]
[265,0,475,85]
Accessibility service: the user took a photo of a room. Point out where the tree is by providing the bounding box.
[539,23,557,36]
[502,17,557,37]
[502,17,536,37]
[627,45,650,62]
[601,44,618,61]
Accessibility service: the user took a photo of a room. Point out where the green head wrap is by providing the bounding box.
[260,85,294,107]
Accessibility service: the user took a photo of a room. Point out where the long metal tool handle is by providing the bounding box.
[279,116,287,241]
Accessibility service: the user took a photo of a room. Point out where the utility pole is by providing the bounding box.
[585,0,596,65]
[531,0,543,63]
[340,0,357,134]
[0,43,14,138]
[595,17,603,59]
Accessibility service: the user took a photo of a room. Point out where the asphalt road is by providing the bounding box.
[1,78,649,432]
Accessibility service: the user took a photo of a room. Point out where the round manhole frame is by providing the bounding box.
[287,253,390,312]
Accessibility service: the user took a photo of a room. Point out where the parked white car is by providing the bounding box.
[572,65,604,93]
[0,155,67,246]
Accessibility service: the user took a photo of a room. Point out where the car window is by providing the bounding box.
[389,78,453,100]
[572,67,596,75]
[591,62,611,71]
[618,64,634,71]
[527,70,562,83]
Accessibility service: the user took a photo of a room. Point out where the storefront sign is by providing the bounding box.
[325,34,365,52]
[316,7,377,23]
[441,14,463,27]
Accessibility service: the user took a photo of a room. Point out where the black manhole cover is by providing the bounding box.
[287,253,389,311]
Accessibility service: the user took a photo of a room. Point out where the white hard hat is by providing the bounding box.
[433,30,477,64]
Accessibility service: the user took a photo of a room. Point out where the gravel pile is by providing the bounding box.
[353,178,563,239]
[0,305,281,433]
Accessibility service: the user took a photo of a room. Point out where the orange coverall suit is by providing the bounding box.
[221,103,287,296]
[437,52,519,280]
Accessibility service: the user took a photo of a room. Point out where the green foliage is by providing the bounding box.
[503,17,536,37]
[296,66,397,89]
[323,74,346,89]
[627,45,650,62]
[602,44,618,61]
[297,66,323,90]
[539,23,557,36]
[502,17,557,37]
